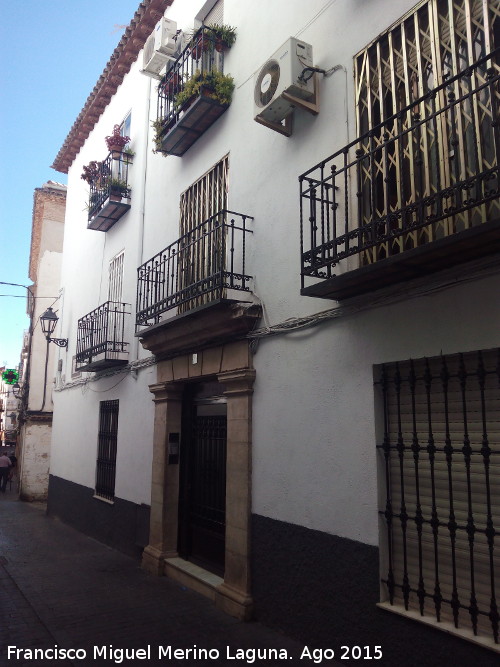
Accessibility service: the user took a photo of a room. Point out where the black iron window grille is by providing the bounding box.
[136,210,253,327]
[300,49,499,288]
[87,152,131,225]
[376,349,500,647]
[75,301,131,372]
[95,400,119,501]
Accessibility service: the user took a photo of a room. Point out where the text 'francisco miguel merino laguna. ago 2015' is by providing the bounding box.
[8,644,382,663]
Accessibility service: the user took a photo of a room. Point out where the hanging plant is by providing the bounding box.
[81,161,102,184]
[208,24,237,52]
[174,70,235,110]
[159,72,183,97]
[105,124,130,153]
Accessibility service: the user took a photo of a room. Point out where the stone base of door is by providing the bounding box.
[141,545,174,576]
[163,557,253,620]
[164,557,223,601]
[215,582,253,621]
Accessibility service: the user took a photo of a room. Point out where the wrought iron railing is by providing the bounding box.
[156,26,225,133]
[136,211,253,327]
[75,301,131,370]
[300,50,499,288]
[87,153,131,222]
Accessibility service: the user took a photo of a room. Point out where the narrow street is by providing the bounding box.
[0,494,321,666]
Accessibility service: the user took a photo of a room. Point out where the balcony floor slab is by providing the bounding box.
[302,217,500,301]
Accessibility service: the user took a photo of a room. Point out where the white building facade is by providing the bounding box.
[49,0,500,663]
[17,182,66,500]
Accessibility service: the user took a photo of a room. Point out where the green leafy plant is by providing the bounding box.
[174,70,235,110]
[151,119,170,155]
[208,24,237,51]
[108,177,129,192]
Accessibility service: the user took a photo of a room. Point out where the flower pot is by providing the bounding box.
[109,146,123,160]
[214,38,227,53]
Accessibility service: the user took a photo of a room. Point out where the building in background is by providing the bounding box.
[15,181,66,500]
[48,0,499,662]
[0,368,20,451]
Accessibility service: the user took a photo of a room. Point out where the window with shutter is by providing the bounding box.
[108,251,124,305]
[355,0,499,264]
[377,349,500,649]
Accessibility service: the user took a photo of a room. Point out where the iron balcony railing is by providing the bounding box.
[157,26,226,132]
[136,210,253,327]
[75,301,131,371]
[300,50,500,289]
[87,152,131,223]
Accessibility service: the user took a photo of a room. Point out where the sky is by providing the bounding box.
[0,0,141,368]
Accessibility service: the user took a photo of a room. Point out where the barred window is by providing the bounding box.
[108,251,124,304]
[178,156,229,311]
[95,400,119,501]
[377,349,500,648]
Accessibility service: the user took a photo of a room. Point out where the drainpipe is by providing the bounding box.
[132,75,153,366]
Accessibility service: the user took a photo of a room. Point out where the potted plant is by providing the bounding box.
[159,71,182,97]
[189,31,208,60]
[105,125,130,158]
[108,178,130,200]
[151,119,171,155]
[209,24,237,52]
[123,147,135,164]
[81,161,102,185]
[174,70,235,111]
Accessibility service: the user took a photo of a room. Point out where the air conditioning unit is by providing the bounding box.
[254,37,314,124]
[142,17,179,78]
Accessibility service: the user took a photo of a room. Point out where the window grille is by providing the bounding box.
[95,400,119,501]
[178,156,229,311]
[377,349,500,648]
[108,251,124,304]
[355,0,499,263]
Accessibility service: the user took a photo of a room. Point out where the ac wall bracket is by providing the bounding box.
[254,74,320,137]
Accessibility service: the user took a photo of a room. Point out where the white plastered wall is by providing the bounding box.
[50,0,500,545]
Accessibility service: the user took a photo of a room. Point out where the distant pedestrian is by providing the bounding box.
[0,452,12,493]
[8,451,17,483]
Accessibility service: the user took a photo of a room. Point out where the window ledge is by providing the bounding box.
[377,602,499,654]
[93,494,114,505]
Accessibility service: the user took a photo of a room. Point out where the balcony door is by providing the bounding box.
[355,0,499,263]
[177,156,229,312]
[178,382,227,575]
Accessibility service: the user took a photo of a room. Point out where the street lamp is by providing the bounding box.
[40,308,68,348]
[12,383,22,399]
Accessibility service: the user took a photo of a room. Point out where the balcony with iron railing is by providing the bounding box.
[154,26,235,157]
[75,301,131,372]
[85,153,131,232]
[136,210,253,330]
[300,50,500,301]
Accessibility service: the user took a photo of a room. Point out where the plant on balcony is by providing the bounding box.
[159,71,182,97]
[105,124,130,155]
[123,147,135,164]
[81,161,102,184]
[174,70,235,111]
[189,25,236,58]
[209,24,237,52]
[108,177,130,196]
[151,119,170,155]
